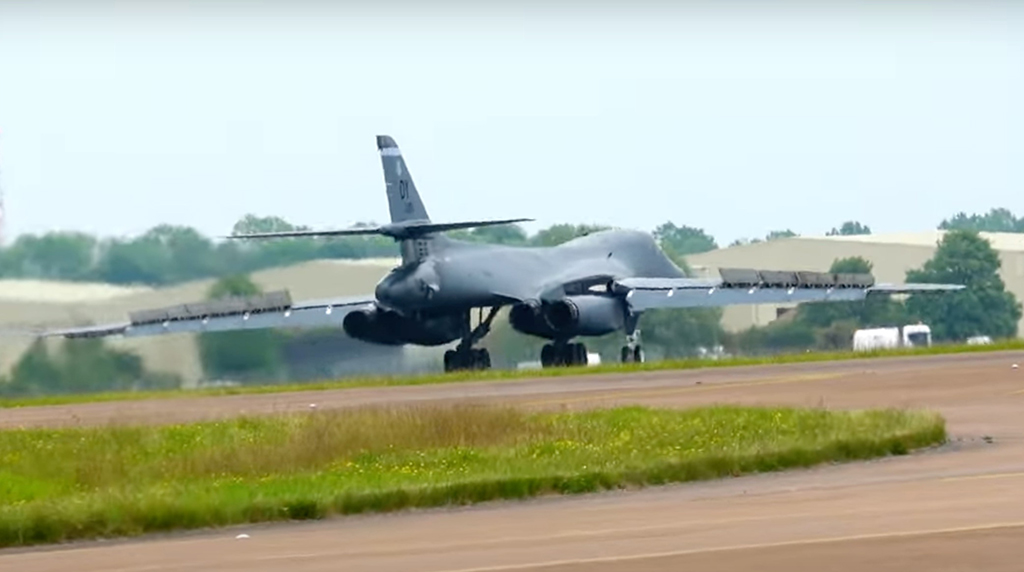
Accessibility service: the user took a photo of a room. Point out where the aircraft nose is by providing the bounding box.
[374,279,395,306]
[375,265,439,310]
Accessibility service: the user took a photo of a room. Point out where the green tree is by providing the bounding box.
[227,215,319,272]
[905,229,1022,340]
[637,307,725,359]
[8,340,62,391]
[813,319,861,350]
[530,224,611,247]
[231,214,309,235]
[1,338,179,397]
[0,232,97,281]
[827,221,872,236]
[730,320,816,355]
[728,237,763,247]
[196,275,286,382]
[93,225,220,285]
[94,237,172,284]
[316,234,397,260]
[938,208,1023,233]
[447,224,529,245]
[765,229,798,241]
[796,256,907,329]
[652,222,717,259]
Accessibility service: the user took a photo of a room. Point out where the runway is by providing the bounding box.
[3,350,1023,571]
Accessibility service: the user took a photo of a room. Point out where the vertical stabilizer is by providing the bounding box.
[377,135,430,224]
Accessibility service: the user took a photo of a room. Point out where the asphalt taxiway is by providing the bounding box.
[3,351,1023,571]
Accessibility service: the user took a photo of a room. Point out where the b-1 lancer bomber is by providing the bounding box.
[42,136,965,372]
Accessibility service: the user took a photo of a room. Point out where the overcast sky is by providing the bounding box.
[0,0,1021,246]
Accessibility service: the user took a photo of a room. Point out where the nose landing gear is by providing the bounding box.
[620,324,644,364]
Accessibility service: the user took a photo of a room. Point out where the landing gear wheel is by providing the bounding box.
[573,343,588,366]
[444,348,491,372]
[621,345,644,364]
[474,348,491,369]
[541,344,555,367]
[540,342,588,368]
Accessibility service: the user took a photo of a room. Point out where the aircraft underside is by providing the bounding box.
[341,295,642,372]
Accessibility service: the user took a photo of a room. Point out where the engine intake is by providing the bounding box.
[544,299,580,332]
[342,307,461,347]
[509,295,624,340]
[342,308,404,345]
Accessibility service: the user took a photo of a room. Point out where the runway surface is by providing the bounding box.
[3,350,1024,571]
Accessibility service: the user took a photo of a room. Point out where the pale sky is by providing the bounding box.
[0,0,1021,246]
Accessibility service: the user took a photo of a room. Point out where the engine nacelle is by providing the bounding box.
[342,307,461,347]
[509,295,625,340]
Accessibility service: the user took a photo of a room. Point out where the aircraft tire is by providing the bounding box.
[573,343,588,366]
[560,343,575,367]
[620,345,644,364]
[444,348,491,372]
[541,344,555,367]
[475,348,491,369]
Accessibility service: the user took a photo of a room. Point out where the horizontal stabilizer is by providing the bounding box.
[407,218,534,234]
[225,218,533,241]
[223,228,384,240]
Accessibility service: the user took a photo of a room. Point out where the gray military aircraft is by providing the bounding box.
[43,135,965,372]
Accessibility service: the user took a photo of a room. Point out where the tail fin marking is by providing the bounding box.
[377,135,430,224]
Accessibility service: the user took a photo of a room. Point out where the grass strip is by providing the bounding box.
[0,403,945,548]
[2,337,1022,409]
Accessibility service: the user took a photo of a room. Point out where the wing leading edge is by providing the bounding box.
[38,291,376,340]
[614,268,964,312]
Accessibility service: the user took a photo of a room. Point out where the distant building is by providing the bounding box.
[0,258,445,387]
[685,231,1024,336]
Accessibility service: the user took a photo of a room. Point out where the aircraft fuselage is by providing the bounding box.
[374,228,686,314]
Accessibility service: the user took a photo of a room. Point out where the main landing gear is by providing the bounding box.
[541,317,645,369]
[443,307,500,372]
[540,341,589,367]
[441,308,645,372]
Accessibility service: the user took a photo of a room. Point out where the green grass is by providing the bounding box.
[3,337,1021,409]
[0,403,945,548]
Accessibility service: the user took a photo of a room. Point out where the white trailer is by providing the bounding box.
[853,324,931,352]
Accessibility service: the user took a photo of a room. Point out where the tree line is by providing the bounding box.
[0,214,871,286]
[4,206,1023,288]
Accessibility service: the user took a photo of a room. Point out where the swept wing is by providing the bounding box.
[37,291,375,340]
[612,268,964,312]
